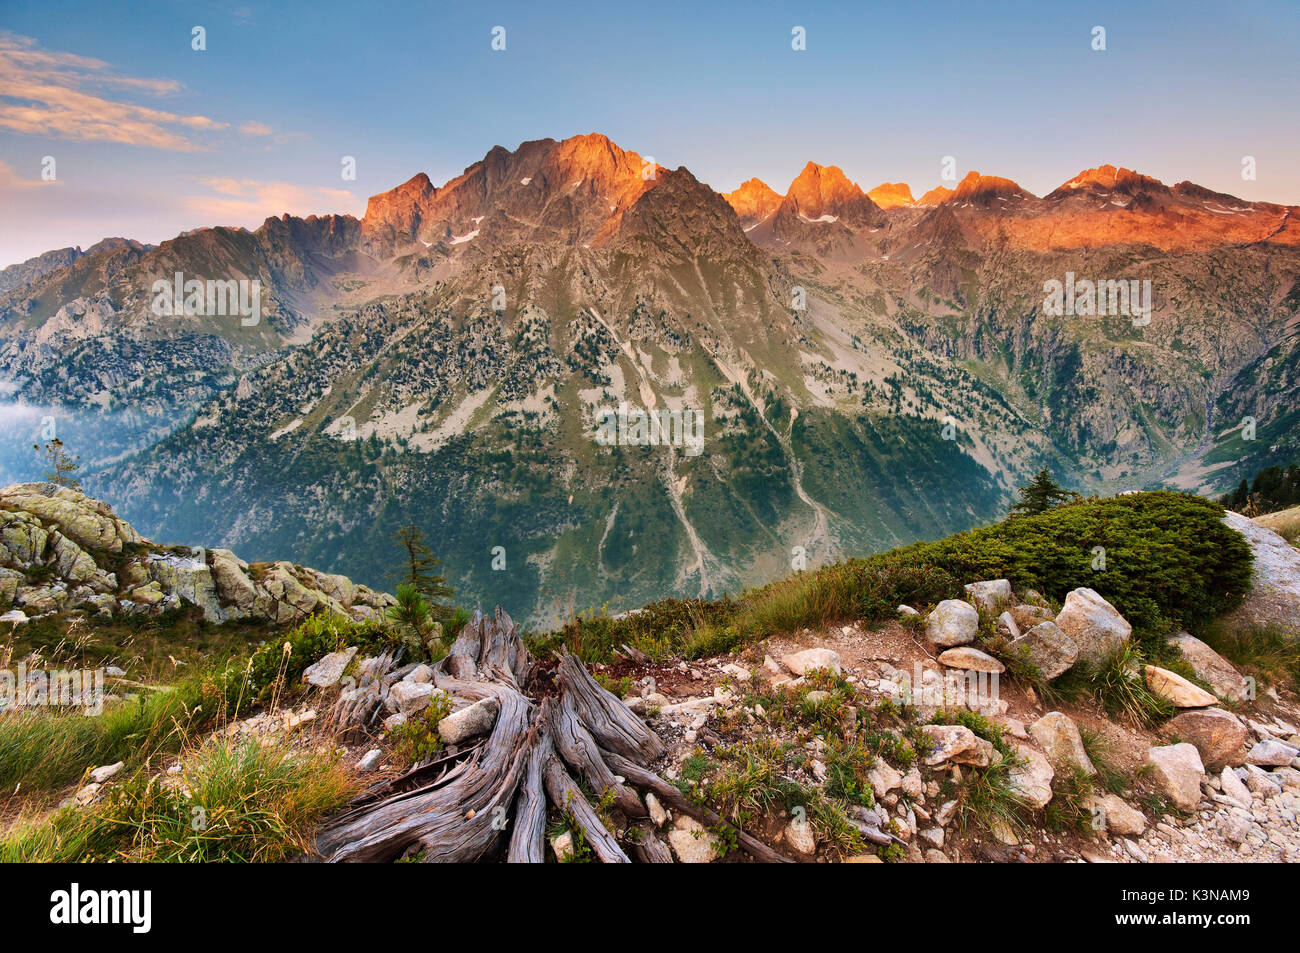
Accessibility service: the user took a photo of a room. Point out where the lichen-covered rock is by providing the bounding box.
[927,600,979,647]
[1029,712,1096,775]
[1006,621,1078,680]
[0,567,25,602]
[0,483,394,628]
[963,579,1012,611]
[1053,588,1131,665]
[209,548,257,617]
[1165,707,1248,769]
[0,484,138,553]
[147,552,223,622]
[1167,632,1251,703]
[0,510,49,568]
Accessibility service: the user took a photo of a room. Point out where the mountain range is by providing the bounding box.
[2,132,1297,626]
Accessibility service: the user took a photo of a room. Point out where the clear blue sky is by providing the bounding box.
[1,0,1297,266]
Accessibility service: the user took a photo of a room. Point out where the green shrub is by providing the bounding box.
[389,692,454,766]
[246,613,389,702]
[886,492,1251,631]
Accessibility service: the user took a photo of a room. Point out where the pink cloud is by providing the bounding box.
[0,32,226,151]
[185,177,364,226]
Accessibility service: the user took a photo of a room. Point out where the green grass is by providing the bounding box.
[952,751,1033,839]
[1198,621,1300,692]
[0,736,356,862]
[388,691,453,766]
[3,606,274,682]
[1046,643,1175,727]
[0,612,388,797]
[0,665,248,794]
[684,738,868,857]
[1253,505,1300,546]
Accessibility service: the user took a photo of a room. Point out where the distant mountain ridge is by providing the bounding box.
[1,133,1297,625]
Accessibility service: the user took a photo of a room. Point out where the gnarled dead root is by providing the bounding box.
[315,607,792,863]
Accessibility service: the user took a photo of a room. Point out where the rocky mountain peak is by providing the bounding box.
[358,133,657,251]
[917,184,955,206]
[867,182,916,209]
[772,161,883,232]
[723,177,784,228]
[950,171,1035,206]
[1046,165,1171,201]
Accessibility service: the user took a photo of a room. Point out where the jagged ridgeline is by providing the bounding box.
[1,136,1297,625]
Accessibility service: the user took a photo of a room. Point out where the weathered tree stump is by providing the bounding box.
[315,607,791,863]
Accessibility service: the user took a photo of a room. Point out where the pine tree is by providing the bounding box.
[34,438,82,489]
[389,525,455,620]
[1009,467,1078,518]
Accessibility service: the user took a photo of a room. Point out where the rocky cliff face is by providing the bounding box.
[0,483,394,626]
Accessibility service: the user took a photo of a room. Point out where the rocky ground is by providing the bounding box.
[8,485,1300,863]
[64,581,1296,864]
[597,617,1300,863]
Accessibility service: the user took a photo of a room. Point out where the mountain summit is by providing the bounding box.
[1,131,1298,624]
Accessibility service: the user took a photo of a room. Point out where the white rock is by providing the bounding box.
[920,724,993,767]
[1029,712,1096,775]
[1094,794,1147,836]
[1053,588,1131,665]
[357,749,383,773]
[551,831,575,861]
[1247,740,1298,767]
[1167,632,1251,703]
[1008,744,1055,809]
[868,762,902,795]
[1145,743,1206,812]
[1220,765,1253,809]
[780,647,842,675]
[645,792,669,827]
[1144,665,1217,708]
[784,819,817,855]
[1006,621,1078,680]
[963,579,1012,611]
[926,600,979,647]
[668,815,719,863]
[303,647,358,688]
[89,761,124,784]
[389,680,440,715]
[919,827,944,849]
[936,646,1005,673]
[438,697,499,744]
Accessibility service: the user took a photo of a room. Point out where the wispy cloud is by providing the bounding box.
[0,32,227,151]
[0,160,59,190]
[186,177,364,224]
